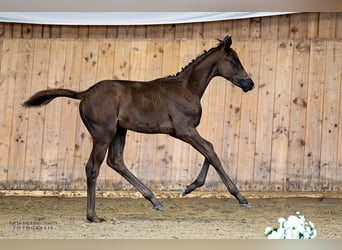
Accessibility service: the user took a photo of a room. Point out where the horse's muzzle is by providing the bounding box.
[239,78,254,92]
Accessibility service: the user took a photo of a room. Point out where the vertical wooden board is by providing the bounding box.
[145,43,164,76]
[133,26,146,39]
[232,19,250,38]
[154,40,179,188]
[117,26,134,39]
[60,26,79,39]
[287,39,310,191]
[137,40,164,187]
[7,40,34,189]
[221,20,233,36]
[146,25,164,38]
[289,13,308,39]
[106,26,118,39]
[192,23,204,38]
[237,39,261,190]
[0,40,5,186]
[253,40,277,190]
[129,40,148,80]
[32,25,43,38]
[277,14,290,39]
[50,26,61,38]
[175,24,193,39]
[21,24,33,39]
[320,40,341,189]
[113,39,131,81]
[249,18,261,38]
[88,26,107,39]
[78,26,89,39]
[0,39,19,188]
[319,13,337,38]
[170,39,196,187]
[125,40,147,188]
[307,13,319,39]
[303,39,326,190]
[261,16,278,39]
[56,40,83,190]
[337,40,342,186]
[3,24,13,38]
[12,24,22,38]
[159,40,180,77]
[163,25,175,39]
[0,39,2,92]
[336,13,342,39]
[42,26,51,39]
[0,24,4,38]
[203,22,223,39]
[40,40,67,189]
[188,39,211,185]
[73,39,99,190]
[270,39,294,191]
[94,40,116,189]
[24,40,50,189]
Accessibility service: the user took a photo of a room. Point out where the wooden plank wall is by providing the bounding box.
[0,13,341,40]
[0,12,341,192]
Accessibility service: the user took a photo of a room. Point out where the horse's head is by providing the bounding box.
[216,36,254,92]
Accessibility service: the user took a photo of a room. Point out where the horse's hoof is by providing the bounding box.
[154,204,165,211]
[87,215,106,223]
[182,188,188,197]
[240,202,250,209]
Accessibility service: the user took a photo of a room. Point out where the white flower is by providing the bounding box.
[279,227,286,236]
[265,212,317,239]
[285,228,300,239]
[287,215,303,225]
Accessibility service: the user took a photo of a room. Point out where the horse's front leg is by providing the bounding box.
[174,126,249,207]
[182,159,209,196]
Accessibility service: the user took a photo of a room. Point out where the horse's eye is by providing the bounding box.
[230,59,238,67]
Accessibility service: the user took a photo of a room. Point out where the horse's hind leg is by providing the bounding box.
[182,159,209,196]
[80,103,117,222]
[85,139,110,222]
[107,126,164,211]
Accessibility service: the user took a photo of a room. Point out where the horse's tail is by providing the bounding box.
[23,88,85,107]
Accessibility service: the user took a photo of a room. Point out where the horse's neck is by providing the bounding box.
[177,52,219,99]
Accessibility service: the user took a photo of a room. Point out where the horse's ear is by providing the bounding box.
[224,36,232,52]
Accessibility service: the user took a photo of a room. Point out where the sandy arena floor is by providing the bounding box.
[0,193,341,239]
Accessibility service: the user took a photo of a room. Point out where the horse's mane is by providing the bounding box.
[168,39,225,78]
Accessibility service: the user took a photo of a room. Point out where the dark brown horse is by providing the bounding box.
[24,36,254,222]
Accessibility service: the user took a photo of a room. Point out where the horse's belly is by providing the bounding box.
[118,114,173,134]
